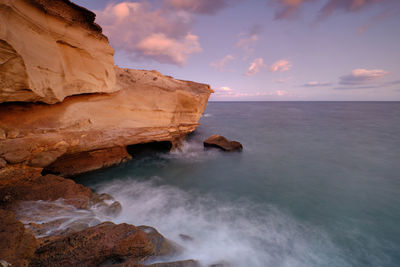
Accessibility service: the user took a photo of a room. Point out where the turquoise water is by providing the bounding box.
[76,102,400,267]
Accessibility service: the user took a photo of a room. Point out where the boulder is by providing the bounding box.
[203,135,243,152]
[31,222,178,267]
[0,209,37,267]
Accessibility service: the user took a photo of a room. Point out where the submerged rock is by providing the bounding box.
[179,234,194,242]
[203,135,243,152]
[148,260,200,267]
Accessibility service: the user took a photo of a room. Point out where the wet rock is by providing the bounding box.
[148,260,200,267]
[0,260,12,267]
[0,209,37,267]
[6,129,19,139]
[179,234,194,242]
[138,226,181,257]
[0,166,91,210]
[0,129,5,140]
[203,134,243,152]
[31,222,172,267]
[90,193,122,217]
[0,158,6,168]
[209,261,231,267]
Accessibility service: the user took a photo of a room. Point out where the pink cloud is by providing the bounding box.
[271,0,316,19]
[319,0,383,18]
[210,54,235,72]
[245,58,265,76]
[136,33,201,65]
[302,81,331,87]
[339,68,388,85]
[96,1,201,65]
[269,60,292,72]
[236,25,263,52]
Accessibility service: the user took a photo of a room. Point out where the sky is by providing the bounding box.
[74,0,400,101]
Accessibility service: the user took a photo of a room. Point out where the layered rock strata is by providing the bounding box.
[0,67,212,175]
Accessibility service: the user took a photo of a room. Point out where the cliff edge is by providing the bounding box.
[0,0,213,175]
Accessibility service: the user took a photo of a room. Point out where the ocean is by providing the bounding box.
[73,102,400,267]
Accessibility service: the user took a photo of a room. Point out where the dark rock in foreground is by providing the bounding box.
[203,135,243,152]
[31,222,178,267]
[0,209,37,267]
[148,260,199,267]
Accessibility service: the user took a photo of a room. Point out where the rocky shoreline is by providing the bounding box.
[0,166,200,266]
[0,0,212,266]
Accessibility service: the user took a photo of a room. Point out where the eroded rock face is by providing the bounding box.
[204,135,243,152]
[0,0,117,104]
[0,67,212,174]
[0,209,37,267]
[43,146,132,176]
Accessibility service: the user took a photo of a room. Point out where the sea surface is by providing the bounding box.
[73,102,400,267]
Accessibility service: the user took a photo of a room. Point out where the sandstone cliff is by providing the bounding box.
[0,0,213,175]
[0,0,117,104]
[0,0,212,266]
[0,67,212,175]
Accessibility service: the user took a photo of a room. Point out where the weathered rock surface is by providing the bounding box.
[30,222,177,267]
[204,135,243,152]
[0,67,212,174]
[0,209,37,267]
[0,0,117,104]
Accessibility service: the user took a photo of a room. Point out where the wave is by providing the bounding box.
[91,178,350,267]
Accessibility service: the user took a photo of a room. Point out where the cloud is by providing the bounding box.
[136,33,201,65]
[302,81,331,87]
[339,69,388,85]
[358,8,400,33]
[275,79,286,84]
[236,25,263,52]
[271,0,316,20]
[275,90,289,96]
[210,54,235,71]
[212,86,291,98]
[319,0,383,19]
[245,58,265,76]
[271,0,399,24]
[96,1,201,65]
[164,0,230,14]
[269,60,292,72]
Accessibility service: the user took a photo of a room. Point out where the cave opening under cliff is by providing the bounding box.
[126,141,172,158]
